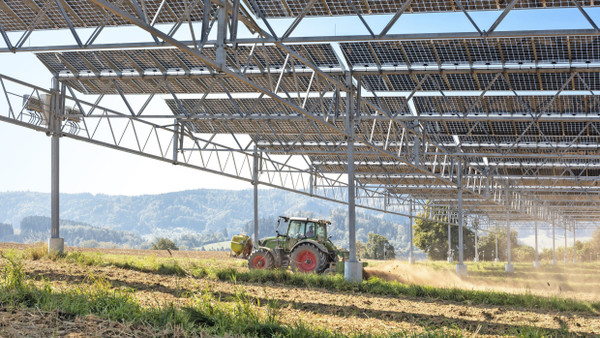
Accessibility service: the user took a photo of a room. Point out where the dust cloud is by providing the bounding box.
[365,261,600,302]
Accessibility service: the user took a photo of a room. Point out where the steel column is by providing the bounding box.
[505,187,514,273]
[564,225,568,264]
[474,223,479,262]
[215,4,227,69]
[252,146,259,245]
[494,225,499,262]
[456,161,467,276]
[552,222,557,265]
[409,199,414,264]
[345,73,361,282]
[447,216,452,263]
[533,221,540,268]
[573,225,577,263]
[48,77,64,254]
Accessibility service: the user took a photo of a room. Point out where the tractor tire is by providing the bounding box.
[290,244,326,273]
[248,250,273,270]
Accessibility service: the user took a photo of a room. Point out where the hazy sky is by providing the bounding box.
[0,7,593,196]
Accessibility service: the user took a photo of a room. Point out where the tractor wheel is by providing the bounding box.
[290,244,326,273]
[248,250,273,270]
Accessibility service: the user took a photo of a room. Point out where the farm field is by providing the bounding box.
[0,243,599,337]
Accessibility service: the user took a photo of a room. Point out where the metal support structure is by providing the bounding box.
[552,222,557,265]
[1,1,600,258]
[533,221,540,268]
[48,77,64,254]
[252,146,259,245]
[573,225,577,263]
[447,215,452,263]
[408,199,415,264]
[564,225,568,265]
[473,222,479,262]
[494,225,499,263]
[215,5,227,70]
[344,73,361,282]
[456,161,467,276]
[505,187,514,273]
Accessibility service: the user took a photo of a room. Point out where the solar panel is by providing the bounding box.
[249,0,598,18]
[0,0,217,31]
[341,37,600,68]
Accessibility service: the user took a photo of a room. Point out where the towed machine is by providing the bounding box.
[232,216,362,274]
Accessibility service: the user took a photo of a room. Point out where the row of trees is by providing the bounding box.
[538,229,600,262]
[357,233,396,260]
[412,205,528,262]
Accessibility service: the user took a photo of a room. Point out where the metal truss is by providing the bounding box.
[2,0,600,231]
[1,73,453,221]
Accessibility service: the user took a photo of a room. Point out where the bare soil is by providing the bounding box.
[1,243,599,337]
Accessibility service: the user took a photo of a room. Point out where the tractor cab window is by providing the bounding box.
[287,220,305,239]
[305,222,316,237]
[315,223,327,239]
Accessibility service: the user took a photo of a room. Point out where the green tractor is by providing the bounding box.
[247,216,351,274]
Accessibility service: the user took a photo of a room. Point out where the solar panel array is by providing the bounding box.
[6,0,598,223]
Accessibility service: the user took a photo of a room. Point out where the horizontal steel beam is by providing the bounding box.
[3,29,600,54]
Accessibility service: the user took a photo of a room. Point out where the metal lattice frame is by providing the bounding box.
[1,0,600,237]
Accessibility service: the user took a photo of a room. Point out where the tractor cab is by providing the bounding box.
[283,217,328,251]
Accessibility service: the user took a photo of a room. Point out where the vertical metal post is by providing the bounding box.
[215,4,227,70]
[309,165,314,196]
[252,146,259,245]
[573,224,577,263]
[456,161,467,276]
[48,77,64,254]
[494,225,499,262]
[552,221,557,265]
[172,119,179,164]
[505,187,514,273]
[474,222,479,262]
[409,199,414,264]
[533,221,540,268]
[564,225,568,265]
[447,208,452,263]
[345,73,361,282]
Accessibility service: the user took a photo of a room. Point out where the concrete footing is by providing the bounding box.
[474,257,479,262]
[505,263,514,273]
[455,263,467,277]
[447,257,453,263]
[533,261,540,268]
[408,256,415,264]
[344,261,363,282]
[494,258,499,263]
[48,237,64,254]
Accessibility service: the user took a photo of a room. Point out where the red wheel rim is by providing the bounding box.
[296,251,317,272]
[252,255,266,269]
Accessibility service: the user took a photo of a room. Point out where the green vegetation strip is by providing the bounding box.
[216,268,600,314]
[0,252,470,338]
[19,247,600,314]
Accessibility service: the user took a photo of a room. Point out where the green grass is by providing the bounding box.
[14,247,600,315]
[0,251,468,337]
[216,268,600,314]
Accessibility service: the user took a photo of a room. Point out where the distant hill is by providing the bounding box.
[0,189,413,253]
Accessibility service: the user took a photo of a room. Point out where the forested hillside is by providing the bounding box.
[0,190,411,253]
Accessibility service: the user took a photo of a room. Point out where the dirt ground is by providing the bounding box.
[1,243,599,337]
